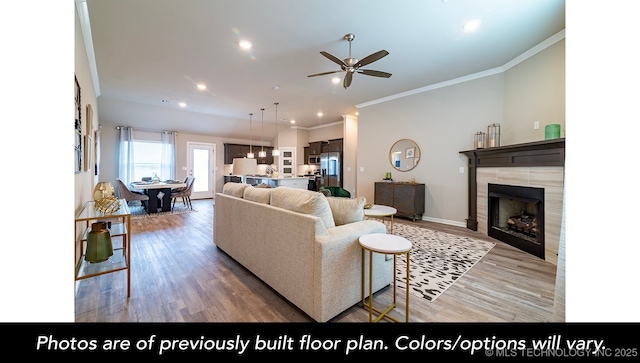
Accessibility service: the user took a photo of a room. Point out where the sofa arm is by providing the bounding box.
[312,219,392,322]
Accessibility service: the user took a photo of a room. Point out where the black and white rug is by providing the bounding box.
[368,219,495,302]
[128,202,195,219]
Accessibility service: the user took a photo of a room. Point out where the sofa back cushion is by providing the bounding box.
[325,196,366,226]
[243,185,272,204]
[222,182,249,198]
[270,187,336,229]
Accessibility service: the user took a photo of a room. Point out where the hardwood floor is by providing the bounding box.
[75,198,559,323]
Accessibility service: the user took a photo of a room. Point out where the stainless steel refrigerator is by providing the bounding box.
[319,152,341,188]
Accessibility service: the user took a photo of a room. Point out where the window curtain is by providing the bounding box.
[161,131,177,180]
[117,126,135,185]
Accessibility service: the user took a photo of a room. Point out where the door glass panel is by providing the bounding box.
[193,148,209,192]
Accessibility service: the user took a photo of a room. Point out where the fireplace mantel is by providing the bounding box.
[460,138,565,230]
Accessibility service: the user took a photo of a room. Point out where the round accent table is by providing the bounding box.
[364,204,397,233]
[359,233,412,323]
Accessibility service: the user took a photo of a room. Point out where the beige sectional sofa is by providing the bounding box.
[213,183,394,322]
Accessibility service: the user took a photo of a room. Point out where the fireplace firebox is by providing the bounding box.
[488,183,545,259]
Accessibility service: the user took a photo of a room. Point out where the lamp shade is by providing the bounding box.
[233,158,257,177]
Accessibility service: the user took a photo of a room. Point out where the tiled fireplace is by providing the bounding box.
[461,139,565,265]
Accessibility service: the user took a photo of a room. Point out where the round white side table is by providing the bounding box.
[364,204,397,233]
[359,233,412,323]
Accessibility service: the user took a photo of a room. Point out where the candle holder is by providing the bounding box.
[474,131,486,149]
[487,123,501,148]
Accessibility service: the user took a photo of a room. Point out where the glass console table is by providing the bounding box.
[74,199,131,297]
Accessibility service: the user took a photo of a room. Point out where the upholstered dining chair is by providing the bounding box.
[116,179,149,210]
[171,176,195,210]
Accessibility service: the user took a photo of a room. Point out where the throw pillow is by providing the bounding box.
[243,185,272,204]
[270,187,336,229]
[222,182,249,198]
[326,196,366,226]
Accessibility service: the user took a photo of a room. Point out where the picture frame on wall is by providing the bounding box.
[84,135,92,172]
[75,75,82,174]
[94,128,101,176]
[405,147,415,159]
[86,104,93,136]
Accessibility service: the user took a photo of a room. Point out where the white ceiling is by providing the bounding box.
[81,0,565,140]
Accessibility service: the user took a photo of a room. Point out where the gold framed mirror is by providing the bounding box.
[389,138,420,171]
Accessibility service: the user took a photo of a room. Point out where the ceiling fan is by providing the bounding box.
[307,33,391,89]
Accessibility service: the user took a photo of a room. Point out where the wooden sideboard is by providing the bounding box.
[374,182,425,221]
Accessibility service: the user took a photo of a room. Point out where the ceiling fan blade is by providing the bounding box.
[320,51,347,68]
[354,50,389,68]
[343,72,353,89]
[307,70,342,77]
[358,69,392,78]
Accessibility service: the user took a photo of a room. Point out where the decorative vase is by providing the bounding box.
[85,222,113,263]
[545,124,561,139]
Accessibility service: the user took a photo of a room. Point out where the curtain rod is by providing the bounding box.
[115,126,177,134]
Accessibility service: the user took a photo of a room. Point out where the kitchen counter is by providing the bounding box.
[245,176,309,189]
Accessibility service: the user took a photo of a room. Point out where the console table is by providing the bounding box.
[74,199,132,296]
[374,182,425,221]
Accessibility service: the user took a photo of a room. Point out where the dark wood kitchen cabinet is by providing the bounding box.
[374,182,425,221]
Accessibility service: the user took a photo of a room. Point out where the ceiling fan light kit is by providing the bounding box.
[307,33,391,89]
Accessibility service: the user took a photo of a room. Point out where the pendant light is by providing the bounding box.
[259,108,267,158]
[247,113,254,158]
[272,102,280,156]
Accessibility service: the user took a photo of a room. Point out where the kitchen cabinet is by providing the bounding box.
[326,138,343,152]
[224,143,274,165]
[374,182,425,221]
[308,141,326,155]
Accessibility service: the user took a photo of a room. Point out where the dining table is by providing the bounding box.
[130,180,187,213]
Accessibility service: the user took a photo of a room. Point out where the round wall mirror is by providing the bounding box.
[389,139,421,171]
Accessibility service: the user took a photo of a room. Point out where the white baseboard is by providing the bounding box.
[421,216,467,228]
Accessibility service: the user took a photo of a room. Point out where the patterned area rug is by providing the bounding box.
[368,218,495,302]
[129,202,195,219]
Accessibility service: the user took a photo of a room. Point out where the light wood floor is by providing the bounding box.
[75,198,559,322]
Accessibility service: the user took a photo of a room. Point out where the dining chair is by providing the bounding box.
[171,176,195,210]
[116,179,149,210]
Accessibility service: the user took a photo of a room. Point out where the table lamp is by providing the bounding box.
[233,158,257,184]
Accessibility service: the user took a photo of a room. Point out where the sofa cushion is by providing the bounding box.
[243,185,272,204]
[222,182,249,198]
[325,196,366,226]
[270,187,336,229]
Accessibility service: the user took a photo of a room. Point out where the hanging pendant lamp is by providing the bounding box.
[247,113,254,158]
[272,102,280,156]
[259,108,266,158]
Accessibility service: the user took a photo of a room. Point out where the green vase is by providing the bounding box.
[85,222,113,263]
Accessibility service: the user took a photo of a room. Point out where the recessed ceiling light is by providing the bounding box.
[317,112,323,117]
[197,84,207,90]
[331,77,340,84]
[239,40,252,49]
[290,119,295,124]
[178,102,187,107]
[463,19,481,32]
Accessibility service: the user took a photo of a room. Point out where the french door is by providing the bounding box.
[187,142,216,199]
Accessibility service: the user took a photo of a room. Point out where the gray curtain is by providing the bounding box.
[161,131,177,180]
[117,126,135,185]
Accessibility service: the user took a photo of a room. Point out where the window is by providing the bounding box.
[132,140,162,181]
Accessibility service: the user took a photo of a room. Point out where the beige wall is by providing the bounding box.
[504,39,566,144]
[355,36,564,226]
[74,5,99,214]
[80,18,564,228]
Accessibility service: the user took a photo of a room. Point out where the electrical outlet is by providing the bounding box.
[534,121,539,130]
[459,167,465,174]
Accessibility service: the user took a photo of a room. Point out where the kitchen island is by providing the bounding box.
[245,176,309,189]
